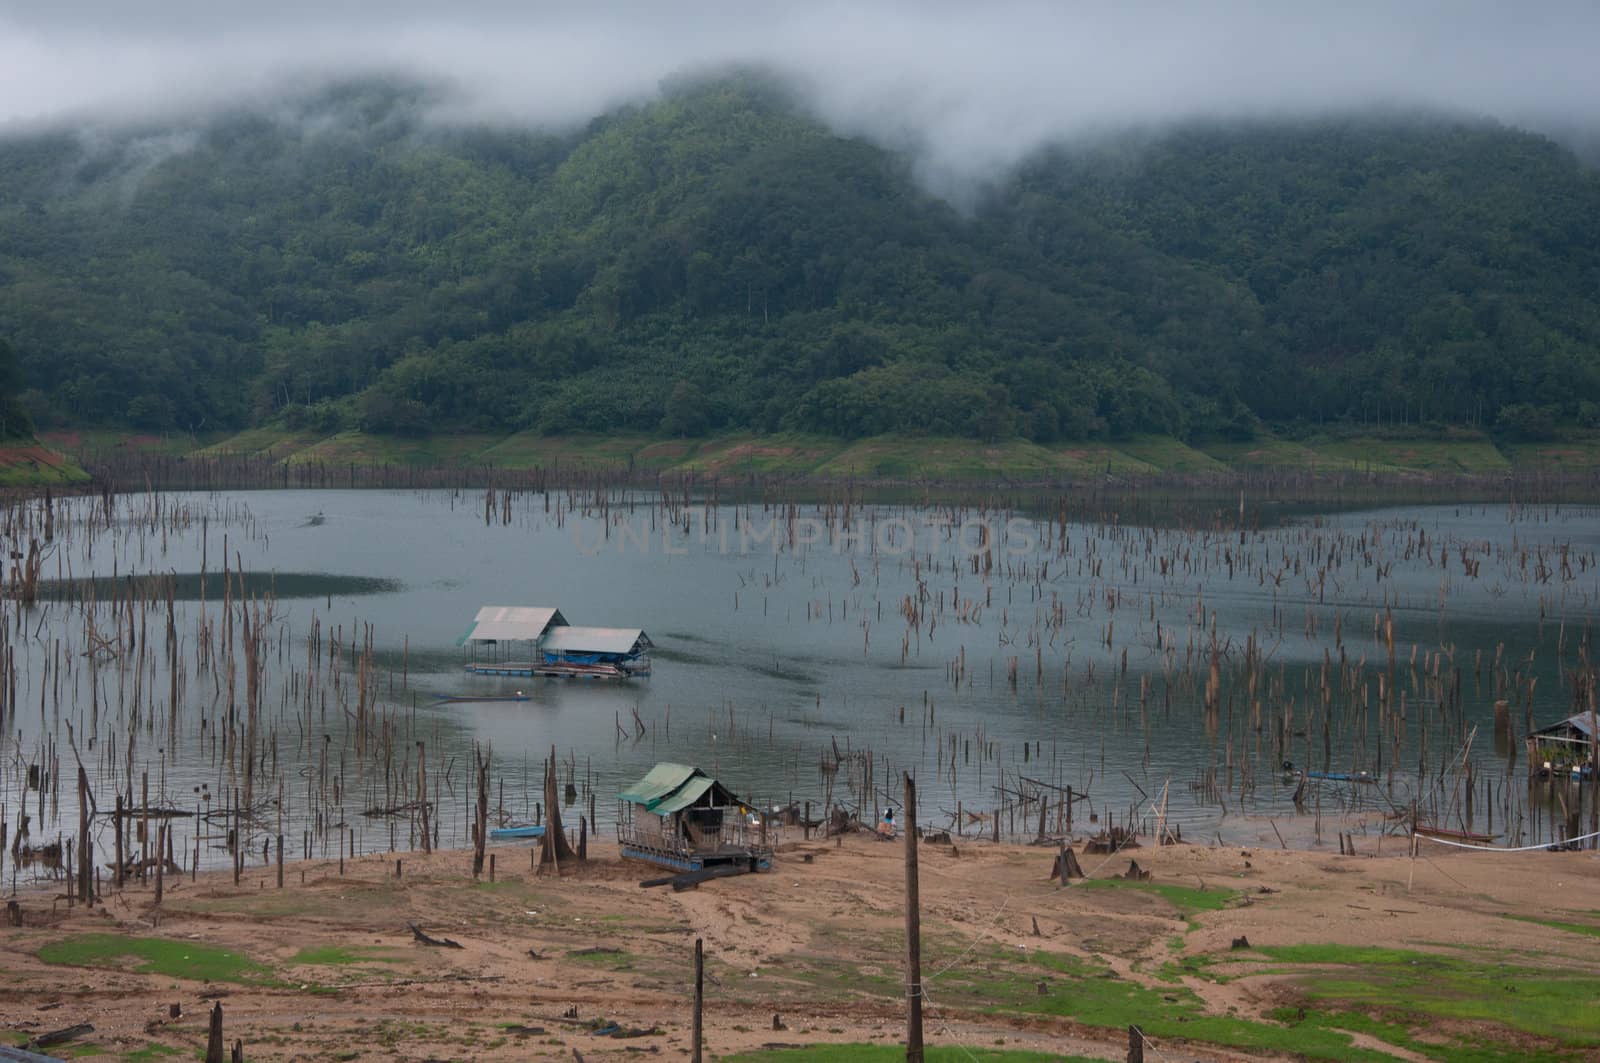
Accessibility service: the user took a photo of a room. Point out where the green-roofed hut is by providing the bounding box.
[617,763,773,872]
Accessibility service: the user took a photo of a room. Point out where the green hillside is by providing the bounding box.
[3,73,1599,451]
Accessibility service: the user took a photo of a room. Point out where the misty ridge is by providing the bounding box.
[5,0,1600,197]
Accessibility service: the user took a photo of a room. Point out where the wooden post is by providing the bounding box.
[77,766,92,908]
[114,796,125,889]
[140,772,150,885]
[154,825,165,905]
[472,745,489,878]
[205,1002,224,1063]
[418,742,431,854]
[692,937,704,1063]
[276,834,284,889]
[1127,1024,1144,1063]
[1589,690,1598,849]
[904,772,924,1063]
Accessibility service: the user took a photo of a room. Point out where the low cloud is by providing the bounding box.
[3,1,1598,189]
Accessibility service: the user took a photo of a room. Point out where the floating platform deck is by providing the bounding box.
[463,660,649,680]
[620,841,773,873]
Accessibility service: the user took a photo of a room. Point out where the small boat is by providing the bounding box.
[488,824,546,841]
[433,692,531,704]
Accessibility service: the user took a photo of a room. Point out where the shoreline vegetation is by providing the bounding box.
[5,832,1600,1061]
[8,425,1600,495]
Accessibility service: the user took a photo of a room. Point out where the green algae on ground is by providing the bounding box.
[1255,944,1600,1046]
[1074,878,1241,923]
[288,945,408,966]
[36,933,273,985]
[122,1046,184,1063]
[723,1046,1102,1062]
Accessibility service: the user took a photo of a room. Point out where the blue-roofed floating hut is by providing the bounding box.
[617,763,773,872]
[458,605,651,680]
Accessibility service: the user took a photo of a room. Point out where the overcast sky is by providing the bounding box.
[3,1,1597,187]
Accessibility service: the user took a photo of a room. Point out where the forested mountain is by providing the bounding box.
[2,74,1598,443]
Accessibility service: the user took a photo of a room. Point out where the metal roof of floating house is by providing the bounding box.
[541,626,652,656]
[458,606,569,644]
[619,763,738,812]
[1529,713,1600,741]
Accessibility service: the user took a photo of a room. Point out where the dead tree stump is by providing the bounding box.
[205,1002,224,1063]
[1049,845,1085,882]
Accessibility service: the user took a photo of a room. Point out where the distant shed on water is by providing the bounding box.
[457,605,651,679]
[458,605,569,666]
[541,626,653,675]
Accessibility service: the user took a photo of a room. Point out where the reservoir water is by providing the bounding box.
[4,488,1597,879]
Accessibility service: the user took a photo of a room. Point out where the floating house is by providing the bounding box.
[458,605,650,679]
[1526,713,1599,778]
[617,763,773,872]
[541,626,653,676]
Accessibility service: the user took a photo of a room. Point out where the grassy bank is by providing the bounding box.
[0,439,91,486]
[40,426,1600,483]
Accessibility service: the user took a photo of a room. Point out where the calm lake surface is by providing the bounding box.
[5,488,1598,876]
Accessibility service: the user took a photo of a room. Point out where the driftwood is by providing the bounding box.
[324,974,503,990]
[103,806,194,819]
[31,1023,94,1048]
[407,922,464,949]
[360,801,430,819]
[593,1023,663,1038]
[108,856,182,878]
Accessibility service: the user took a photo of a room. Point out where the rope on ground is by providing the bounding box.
[914,983,987,1063]
[924,893,1013,982]
[1414,828,1600,852]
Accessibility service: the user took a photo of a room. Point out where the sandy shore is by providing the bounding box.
[3,826,1600,1061]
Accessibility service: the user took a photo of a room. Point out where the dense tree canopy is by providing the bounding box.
[0,336,33,438]
[1,75,1598,442]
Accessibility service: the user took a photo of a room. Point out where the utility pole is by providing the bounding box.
[904,772,924,1062]
[692,937,704,1063]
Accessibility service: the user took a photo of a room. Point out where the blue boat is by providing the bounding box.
[488,825,547,841]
